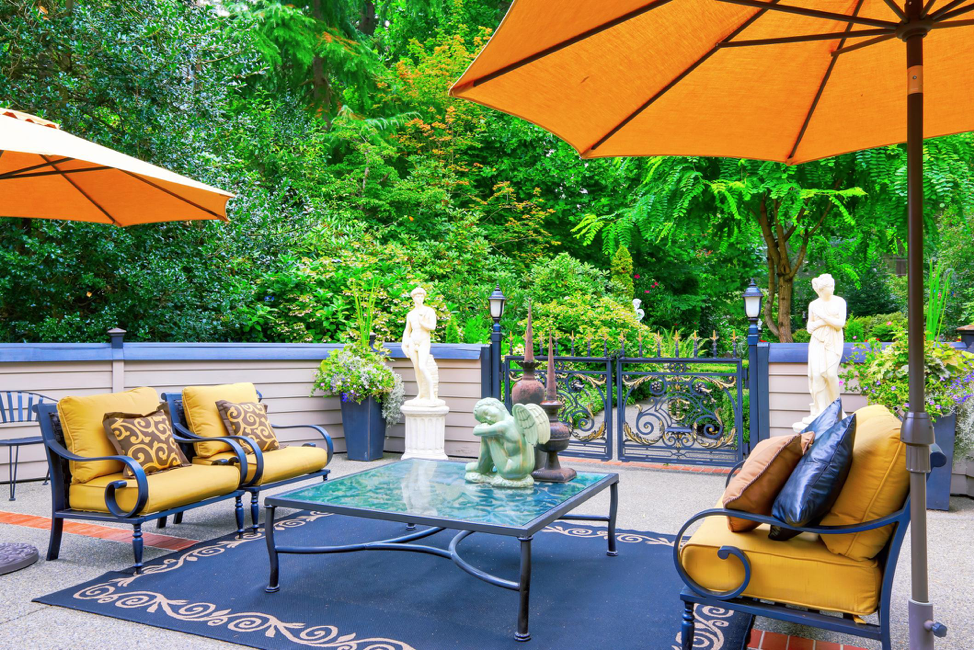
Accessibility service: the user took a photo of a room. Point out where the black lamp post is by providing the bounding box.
[488,285,506,398]
[744,280,764,451]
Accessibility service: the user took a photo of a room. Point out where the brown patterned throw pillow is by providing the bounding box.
[215,401,280,452]
[103,406,189,478]
[721,433,806,532]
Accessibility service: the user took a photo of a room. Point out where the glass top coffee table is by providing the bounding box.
[263,459,619,641]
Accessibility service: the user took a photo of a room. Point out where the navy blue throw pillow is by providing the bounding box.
[800,398,843,441]
[769,414,857,541]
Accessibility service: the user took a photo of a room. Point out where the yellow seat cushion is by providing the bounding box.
[193,445,329,485]
[680,501,882,616]
[57,387,161,484]
[182,383,260,458]
[820,404,909,561]
[69,464,240,515]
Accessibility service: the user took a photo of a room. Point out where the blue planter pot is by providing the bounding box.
[340,397,386,461]
[928,413,956,511]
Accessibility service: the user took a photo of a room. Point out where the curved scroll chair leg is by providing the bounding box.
[173,511,183,524]
[234,495,245,538]
[47,516,63,561]
[681,600,695,650]
[265,505,280,593]
[250,493,260,531]
[132,523,144,574]
[156,516,167,529]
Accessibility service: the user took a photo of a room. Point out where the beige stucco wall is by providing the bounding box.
[767,361,867,438]
[1,351,484,485]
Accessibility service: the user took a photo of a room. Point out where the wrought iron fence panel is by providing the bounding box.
[616,356,745,466]
[502,354,613,460]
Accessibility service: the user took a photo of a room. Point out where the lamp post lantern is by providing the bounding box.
[488,285,506,399]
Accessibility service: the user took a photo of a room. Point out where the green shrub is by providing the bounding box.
[864,312,906,342]
[845,316,867,343]
[610,246,634,301]
[792,329,811,343]
[462,314,491,344]
[530,296,650,352]
[444,317,462,344]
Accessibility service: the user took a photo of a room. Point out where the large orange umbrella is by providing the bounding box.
[451,1,967,647]
[0,109,233,224]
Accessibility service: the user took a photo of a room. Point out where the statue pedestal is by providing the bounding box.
[400,401,450,461]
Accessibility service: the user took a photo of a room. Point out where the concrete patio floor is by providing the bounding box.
[1,454,972,649]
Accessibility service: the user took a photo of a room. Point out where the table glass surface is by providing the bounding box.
[275,459,609,528]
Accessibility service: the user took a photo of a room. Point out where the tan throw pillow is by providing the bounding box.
[216,401,280,452]
[721,434,806,532]
[103,406,189,478]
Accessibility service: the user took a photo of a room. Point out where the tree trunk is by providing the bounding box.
[776,276,794,342]
[359,1,377,36]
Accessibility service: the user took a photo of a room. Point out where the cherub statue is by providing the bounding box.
[465,398,551,488]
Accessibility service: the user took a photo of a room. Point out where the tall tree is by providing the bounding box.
[573,143,974,341]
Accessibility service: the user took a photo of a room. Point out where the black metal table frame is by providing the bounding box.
[263,471,619,642]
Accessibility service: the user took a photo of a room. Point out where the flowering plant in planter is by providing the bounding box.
[839,330,974,419]
[312,281,404,427]
[312,344,404,426]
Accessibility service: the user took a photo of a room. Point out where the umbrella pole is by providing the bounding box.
[901,6,940,648]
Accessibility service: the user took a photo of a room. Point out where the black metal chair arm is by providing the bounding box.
[171,422,260,488]
[272,423,334,465]
[41,437,149,518]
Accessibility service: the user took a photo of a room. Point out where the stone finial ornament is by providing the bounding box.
[465,398,550,488]
[532,334,577,483]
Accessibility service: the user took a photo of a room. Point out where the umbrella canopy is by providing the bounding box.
[0,109,233,225]
[450,0,973,164]
[452,1,967,648]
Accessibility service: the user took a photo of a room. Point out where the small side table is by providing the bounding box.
[0,436,47,501]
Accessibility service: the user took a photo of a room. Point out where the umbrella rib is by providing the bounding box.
[466,0,676,88]
[719,28,891,47]
[938,1,974,19]
[934,16,974,25]
[585,1,781,155]
[830,32,896,55]
[40,155,120,225]
[922,0,939,15]
[0,166,113,181]
[786,0,866,162]
[929,0,970,19]
[715,0,899,28]
[0,156,75,181]
[880,0,908,20]
[116,169,227,221]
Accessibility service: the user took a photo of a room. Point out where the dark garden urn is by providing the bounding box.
[340,397,386,461]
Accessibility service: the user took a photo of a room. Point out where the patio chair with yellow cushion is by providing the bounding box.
[163,383,332,531]
[674,404,947,650]
[35,387,249,573]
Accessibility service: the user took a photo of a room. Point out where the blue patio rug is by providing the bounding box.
[36,512,752,650]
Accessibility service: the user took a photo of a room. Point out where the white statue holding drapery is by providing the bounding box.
[794,274,847,432]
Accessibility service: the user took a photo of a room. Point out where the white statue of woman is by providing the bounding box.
[401,287,442,405]
[633,299,645,322]
[797,274,847,429]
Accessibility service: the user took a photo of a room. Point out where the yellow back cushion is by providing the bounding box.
[820,404,909,561]
[56,387,160,484]
[182,383,260,458]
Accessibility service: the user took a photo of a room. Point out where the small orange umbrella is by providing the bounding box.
[0,109,233,225]
[451,1,968,647]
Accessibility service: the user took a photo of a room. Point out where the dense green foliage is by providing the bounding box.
[2,0,973,345]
